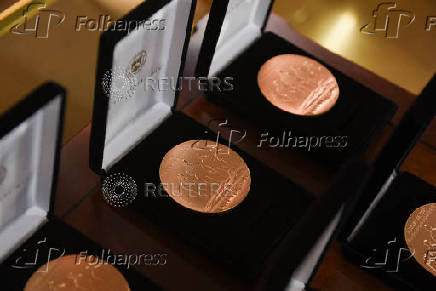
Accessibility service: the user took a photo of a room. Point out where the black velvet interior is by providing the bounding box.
[0,217,161,291]
[206,32,397,168]
[345,172,436,290]
[109,112,314,280]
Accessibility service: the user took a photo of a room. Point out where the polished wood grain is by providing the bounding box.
[54,124,100,218]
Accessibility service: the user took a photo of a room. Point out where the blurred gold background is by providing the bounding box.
[0,0,435,142]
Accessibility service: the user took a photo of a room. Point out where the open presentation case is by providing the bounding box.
[195,0,398,168]
[340,74,436,290]
[0,83,160,291]
[90,0,373,286]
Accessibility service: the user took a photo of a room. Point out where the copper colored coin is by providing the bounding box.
[24,255,130,291]
[257,54,339,116]
[159,140,251,213]
[404,203,436,277]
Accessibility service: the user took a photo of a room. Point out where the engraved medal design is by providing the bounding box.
[159,140,251,213]
[257,54,340,116]
[24,254,130,291]
[404,203,436,277]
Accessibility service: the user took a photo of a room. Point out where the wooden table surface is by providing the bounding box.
[52,24,435,291]
[53,109,434,291]
[1,0,433,289]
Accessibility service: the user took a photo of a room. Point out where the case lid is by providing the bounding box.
[256,162,371,291]
[195,0,274,77]
[342,73,436,242]
[90,0,197,173]
[0,83,66,262]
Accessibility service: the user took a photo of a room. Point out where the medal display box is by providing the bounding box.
[195,0,397,168]
[90,0,372,287]
[0,83,160,291]
[341,74,436,290]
